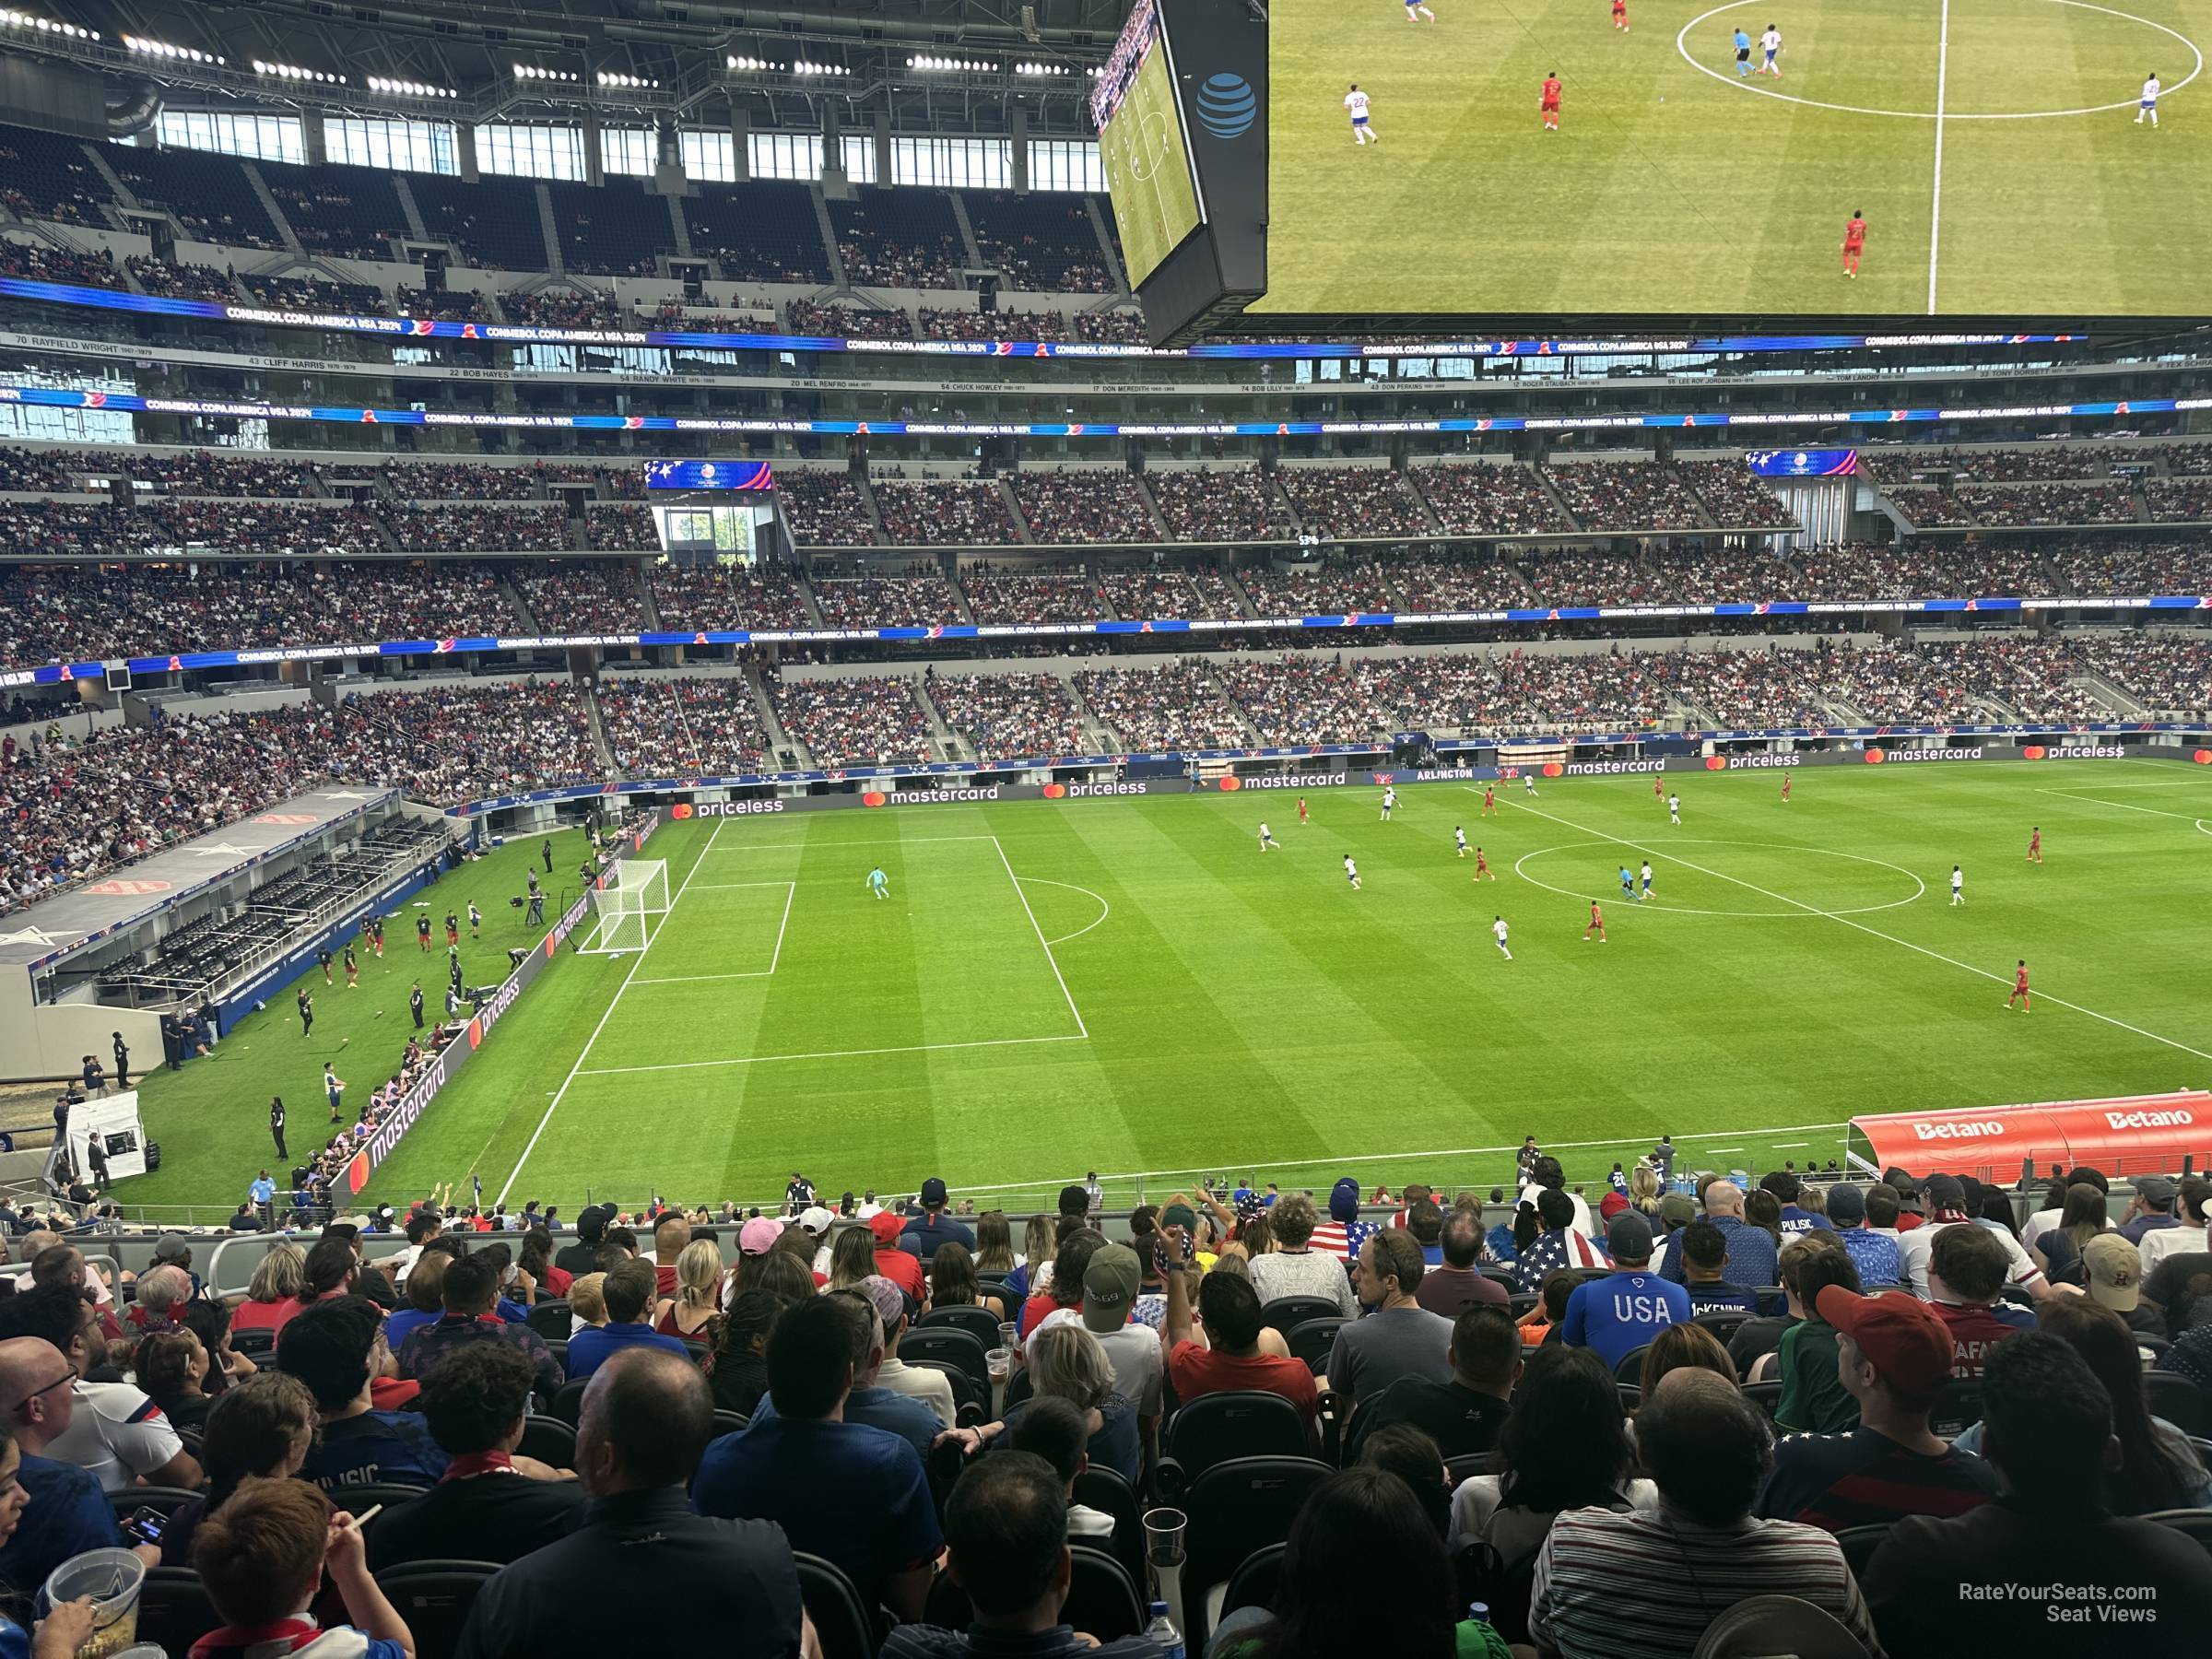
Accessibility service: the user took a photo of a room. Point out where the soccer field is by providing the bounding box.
[116,760,2212,1219]
[1262,0,2212,319]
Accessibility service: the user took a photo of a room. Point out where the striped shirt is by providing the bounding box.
[1512,1227,1610,1294]
[1309,1218,1379,1261]
[1758,1426,1999,1531]
[1531,1503,1885,1659]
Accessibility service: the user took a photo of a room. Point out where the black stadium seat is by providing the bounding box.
[547,1378,592,1426]
[516,1415,576,1467]
[524,1300,571,1341]
[137,1567,221,1656]
[1220,1540,1287,1623]
[917,1304,1002,1347]
[1260,1295,1344,1335]
[1160,1391,1312,1487]
[927,1544,1145,1641]
[2146,1371,2209,1437]
[794,1551,879,1659]
[375,1559,500,1656]
[1072,1464,1147,1585]
[899,1326,990,1389]
[1284,1316,1347,1375]
[1176,1457,1333,1653]
[1835,1523,1892,1580]
[331,1484,432,1523]
[1614,1344,1653,1386]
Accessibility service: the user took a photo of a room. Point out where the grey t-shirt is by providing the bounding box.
[1326,1304,1453,1406]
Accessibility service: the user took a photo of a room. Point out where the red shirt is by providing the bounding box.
[1590,904,1603,924]
[1542,77,1562,102]
[229,1299,291,1333]
[655,1265,680,1299]
[1169,1341,1319,1427]
[1930,1300,2029,1378]
[2016,968,2030,989]
[873,1246,924,1301]
[541,1265,573,1297]
[1020,1293,1077,1337]
[1844,220,1866,246]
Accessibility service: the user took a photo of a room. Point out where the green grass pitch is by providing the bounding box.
[1261,0,2212,317]
[1100,40,1206,288]
[114,762,2212,1221]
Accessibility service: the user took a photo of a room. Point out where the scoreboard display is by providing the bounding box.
[1094,0,1205,290]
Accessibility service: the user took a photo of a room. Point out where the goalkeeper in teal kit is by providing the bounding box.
[867,865,890,900]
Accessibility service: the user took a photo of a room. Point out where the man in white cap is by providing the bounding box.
[2082,1233,2164,1336]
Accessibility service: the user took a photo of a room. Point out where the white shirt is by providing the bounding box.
[1456,830,1467,845]
[2145,76,2161,99]
[1093,1323,1165,1418]
[1383,791,1395,806]
[875,1354,959,1427]
[1259,824,1271,838]
[1344,90,1371,118]
[1951,871,1963,889]
[1761,29,1781,51]
[1248,1246,1357,1315]
[1493,919,1510,943]
[2139,1223,2208,1274]
[2018,1206,2065,1252]
[1641,865,1653,883]
[1520,1183,1597,1239]
[47,1381,185,1492]
[1345,859,1359,877]
[1897,1217,2044,1296]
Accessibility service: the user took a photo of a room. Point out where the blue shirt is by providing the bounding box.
[898,1211,977,1259]
[385,1305,439,1351]
[1562,1269,1693,1370]
[1735,29,1751,49]
[692,1416,941,1603]
[250,1177,276,1206]
[0,1455,113,1594]
[299,1409,450,1491]
[565,1320,689,1381]
[1778,1206,1835,1237]
[746,1383,946,1465]
[1661,1216,1779,1290]
[1836,1227,1902,1288]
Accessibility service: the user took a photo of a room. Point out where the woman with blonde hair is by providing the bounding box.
[229,1242,306,1334]
[826,1224,878,1292]
[653,1239,725,1338]
[972,1210,1018,1278]
[937,1321,1141,1481]
[1628,1162,1663,1216]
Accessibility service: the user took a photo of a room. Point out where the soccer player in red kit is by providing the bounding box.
[1584,900,1607,942]
[2007,959,2030,1011]
[1541,72,1563,130]
[1482,783,1498,816]
[1653,776,1664,800]
[1297,796,1309,825]
[2027,825,2042,863]
[1613,0,1629,29]
[1842,211,1867,277]
[1782,774,1793,803]
[1473,846,1496,881]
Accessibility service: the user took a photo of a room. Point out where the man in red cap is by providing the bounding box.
[1756,1286,1999,1531]
[868,1209,924,1301]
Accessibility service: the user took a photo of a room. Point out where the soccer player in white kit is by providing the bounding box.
[1759,24,1783,76]
[1667,793,1681,824]
[1344,853,1361,889]
[1640,861,1654,901]
[1345,84,1380,145]
[1492,915,1512,960]
[1951,865,1965,905]
[1523,772,1538,795]
[1454,826,1469,858]
[1259,821,1278,851]
[1381,785,1396,820]
[2137,73,2161,125]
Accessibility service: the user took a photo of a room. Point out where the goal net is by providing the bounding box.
[578,858,670,955]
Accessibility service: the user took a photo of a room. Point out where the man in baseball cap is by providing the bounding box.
[1077,1242,1163,1439]
[1758,1286,1998,1529]
[2083,1234,2161,1335]
[1561,1210,1690,1371]
[2120,1175,2180,1245]
[1896,1172,2045,1300]
[1818,1182,1901,1289]
[899,1177,975,1263]
[866,1209,924,1301]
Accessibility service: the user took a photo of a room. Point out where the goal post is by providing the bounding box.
[577,857,670,955]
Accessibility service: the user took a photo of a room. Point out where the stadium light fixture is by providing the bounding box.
[0,11,95,39]
[367,76,458,98]
[725,54,778,72]
[253,58,344,84]
[124,32,221,65]
[1013,62,1068,76]
[792,60,852,76]
[513,64,580,83]
[909,54,995,72]
[596,71,660,88]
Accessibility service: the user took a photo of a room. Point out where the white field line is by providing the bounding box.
[632,880,796,983]
[700,835,999,852]
[578,1033,1087,1077]
[1928,0,1951,314]
[995,836,1088,1039]
[1487,791,2212,1065]
[2036,790,2211,823]
[1019,877,1113,946]
[493,819,724,1204]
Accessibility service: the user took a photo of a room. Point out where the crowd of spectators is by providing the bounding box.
[582,503,660,552]
[341,679,603,801]
[1410,464,1572,536]
[1147,467,1293,543]
[1544,461,1709,533]
[1938,446,2124,483]
[500,289,625,331]
[776,471,877,546]
[1276,466,1432,539]
[386,463,541,501]
[511,563,646,633]
[1238,555,1401,616]
[1518,550,1675,608]
[0,238,123,287]
[395,285,491,324]
[959,567,1100,625]
[1072,309,1147,345]
[1908,638,2110,722]
[1890,489,1983,529]
[1386,553,1530,612]
[1791,543,1930,601]
[1951,483,2145,528]
[873,480,1020,546]
[771,675,935,766]
[838,234,961,289]
[784,299,912,341]
[597,674,772,777]
[134,500,384,559]
[1096,566,1237,620]
[262,176,405,260]
[811,572,965,629]
[236,273,389,315]
[1074,663,1252,750]
[928,672,1089,758]
[965,193,1115,292]
[2045,539,2206,594]
[1678,462,1799,529]
[2070,633,2212,716]
[384,504,571,554]
[1641,547,1799,605]
[651,561,813,632]
[125,256,237,302]
[65,449,320,497]
[2146,480,2212,524]
[919,307,1070,343]
[1665,648,1848,729]
[1010,470,1156,543]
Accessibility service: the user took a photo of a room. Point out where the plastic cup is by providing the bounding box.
[997,1321,1019,1355]
[986,1347,1011,1383]
[1142,1506,1188,1571]
[42,1547,146,1659]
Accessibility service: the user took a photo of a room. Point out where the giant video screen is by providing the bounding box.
[1097,0,1207,288]
[1259,0,2212,321]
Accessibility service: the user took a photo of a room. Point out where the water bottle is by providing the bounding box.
[1466,1602,1492,1625]
[1146,1599,1185,1659]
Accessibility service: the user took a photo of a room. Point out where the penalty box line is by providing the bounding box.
[632,879,796,983]
[493,819,727,1206]
[1490,792,2212,1066]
